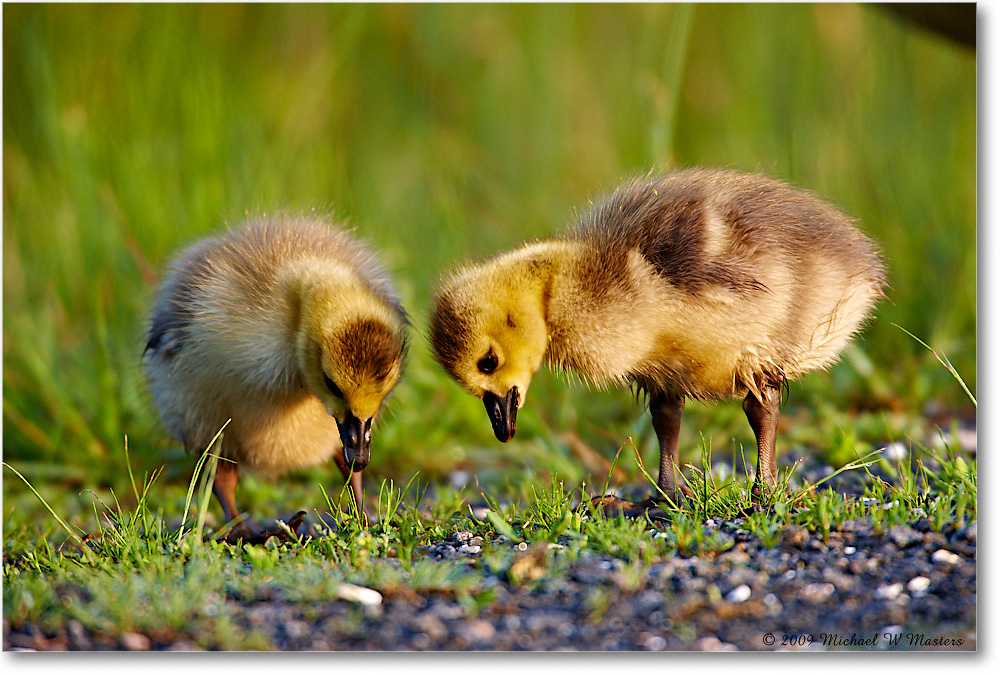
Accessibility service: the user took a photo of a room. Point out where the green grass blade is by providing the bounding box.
[3,462,97,563]
[893,323,976,406]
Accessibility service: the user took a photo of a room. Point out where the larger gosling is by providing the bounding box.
[145,216,408,537]
[430,169,885,509]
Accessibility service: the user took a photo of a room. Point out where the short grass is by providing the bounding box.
[3,432,977,650]
[2,3,976,649]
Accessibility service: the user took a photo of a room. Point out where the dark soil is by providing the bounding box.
[3,517,976,652]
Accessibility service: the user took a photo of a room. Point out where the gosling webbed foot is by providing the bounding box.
[218,510,309,545]
[251,510,309,544]
[739,479,792,514]
[216,518,255,545]
[588,495,671,521]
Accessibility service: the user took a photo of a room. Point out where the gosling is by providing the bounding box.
[144,215,408,538]
[430,168,885,510]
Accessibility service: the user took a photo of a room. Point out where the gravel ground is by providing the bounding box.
[4,516,976,652]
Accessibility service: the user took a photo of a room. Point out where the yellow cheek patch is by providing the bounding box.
[349,375,400,421]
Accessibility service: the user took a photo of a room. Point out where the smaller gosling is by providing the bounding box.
[430,169,885,510]
[144,215,408,537]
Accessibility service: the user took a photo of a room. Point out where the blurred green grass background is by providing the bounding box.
[3,4,975,522]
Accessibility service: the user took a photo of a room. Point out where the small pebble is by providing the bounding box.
[67,620,86,641]
[881,625,905,645]
[695,636,738,651]
[459,619,496,643]
[336,583,383,607]
[801,583,835,603]
[957,523,977,544]
[923,531,948,547]
[457,544,481,554]
[413,613,448,640]
[779,526,809,549]
[285,620,309,639]
[516,541,528,551]
[907,576,931,597]
[725,584,751,603]
[641,633,668,651]
[882,442,908,462]
[120,632,151,651]
[931,549,960,565]
[454,530,473,543]
[876,583,904,600]
[844,546,856,555]
[888,525,922,548]
[470,506,491,521]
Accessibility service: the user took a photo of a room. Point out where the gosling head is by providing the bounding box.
[429,256,551,443]
[296,281,407,471]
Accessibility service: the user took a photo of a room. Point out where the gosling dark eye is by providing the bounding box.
[477,351,499,375]
[323,372,344,399]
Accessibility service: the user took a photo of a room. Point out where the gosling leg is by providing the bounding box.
[213,459,252,540]
[588,392,683,519]
[742,383,781,503]
[212,459,240,524]
[650,392,684,505]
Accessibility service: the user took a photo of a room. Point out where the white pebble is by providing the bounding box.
[802,582,835,603]
[470,506,491,521]
[725,584,751,603]
[843,546,856,555]
[907,576,931,594]
[932,549,960,564]
[336,583,383,607]
[882,625,904,641]
[882,442,908,462]
[121,632,151,651]
[644,634,667,651]
[696,636,738,652]
[876,582,904,600]
[457,544,481,554]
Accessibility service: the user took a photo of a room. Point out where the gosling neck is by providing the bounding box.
[285,259,394,332]
[489,240,579,364]
[539,240,651,386]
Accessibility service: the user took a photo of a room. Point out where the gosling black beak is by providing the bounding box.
[337,412,372,471]
[483,387,519,443]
